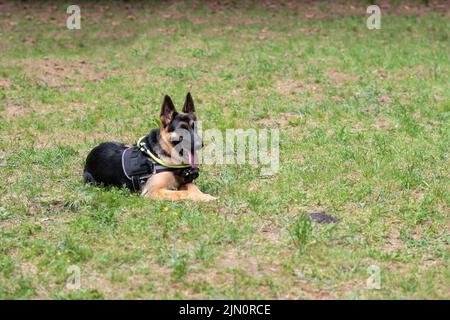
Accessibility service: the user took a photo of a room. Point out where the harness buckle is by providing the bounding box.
[181,167,199,184]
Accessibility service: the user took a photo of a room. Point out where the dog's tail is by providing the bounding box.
[83,171,96,184]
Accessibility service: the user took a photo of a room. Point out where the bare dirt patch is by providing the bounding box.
[20,262,38,276]
[374,117,397,130]
[257,222,285,246]
[1,101,89,121]
[276,78,324,99]
[1,102,27,119]
[20,57,110,88]
[384,227,404,254]
[378,95,393,105]
[0,77,12,89]
[216,248,260,275]
[256,111,303,128]
[0,220,14,229]
[326,70,360,85]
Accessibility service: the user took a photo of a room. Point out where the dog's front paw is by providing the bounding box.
[199,194,218,202]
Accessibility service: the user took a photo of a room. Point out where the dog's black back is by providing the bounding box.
[83,141,132,189]
[83,130,168,191]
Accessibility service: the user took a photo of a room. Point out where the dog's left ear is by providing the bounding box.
[160,95,177,127]
[182,92,196,114]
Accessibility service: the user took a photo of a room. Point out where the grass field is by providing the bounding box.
[0,1,449,299]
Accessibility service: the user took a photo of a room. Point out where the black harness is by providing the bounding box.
[121,146,199,192]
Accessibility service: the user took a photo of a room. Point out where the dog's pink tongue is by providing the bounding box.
[189,153,198,168]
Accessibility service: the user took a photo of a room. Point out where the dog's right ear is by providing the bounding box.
[160,95,176,127]
[182,92,195,114]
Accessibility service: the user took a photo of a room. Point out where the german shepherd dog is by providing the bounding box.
[83,93,217,201]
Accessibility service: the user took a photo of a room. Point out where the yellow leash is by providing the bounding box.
[136,136,190,169]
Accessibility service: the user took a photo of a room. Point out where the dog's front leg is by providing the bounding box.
[144,188,215,202]
[179,183,217,201]
[140,172,216,201]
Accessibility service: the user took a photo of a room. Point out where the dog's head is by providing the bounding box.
[159,93,202,167]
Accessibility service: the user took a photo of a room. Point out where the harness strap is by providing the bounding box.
[131,176,142,192]
[122,147,154,192]
[121,143,200,192]
[137,136,191,169]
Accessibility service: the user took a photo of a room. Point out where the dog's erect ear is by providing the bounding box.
[160,95,176,127]
[182,92,195,114]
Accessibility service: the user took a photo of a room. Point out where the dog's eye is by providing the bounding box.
[170,132,183,144]
[171,135,182,142]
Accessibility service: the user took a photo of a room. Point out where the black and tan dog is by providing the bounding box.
[83,93,217,201]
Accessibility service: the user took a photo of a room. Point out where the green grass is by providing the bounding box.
[0,1,449,299]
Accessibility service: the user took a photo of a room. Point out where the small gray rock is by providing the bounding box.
[308,212,339,224]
